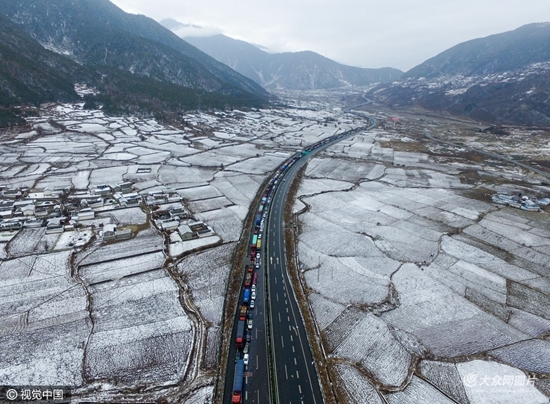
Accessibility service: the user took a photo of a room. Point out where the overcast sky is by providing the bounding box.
[110,0,549,71]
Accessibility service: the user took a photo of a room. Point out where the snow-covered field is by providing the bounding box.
[2,90,548,402]
[294,113,550,402]
[0,97,363,401]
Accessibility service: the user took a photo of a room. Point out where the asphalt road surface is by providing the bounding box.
[223,118,376,404]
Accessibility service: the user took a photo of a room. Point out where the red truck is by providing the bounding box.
[235,320,245,349]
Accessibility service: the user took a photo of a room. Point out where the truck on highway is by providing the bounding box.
[244,272,252,287]
[243,288,251,305]
[235,320,245,349]
[252,234,258,246]
[239,305,248,320]
[232,359,245,403]
[255,213,262,226]
[256,239,262,249]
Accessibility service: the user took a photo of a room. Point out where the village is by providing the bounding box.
[0,182,220,256]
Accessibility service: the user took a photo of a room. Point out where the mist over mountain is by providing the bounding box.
[161,21,403,91]
[370,23,550,127]
[0,0,270,124]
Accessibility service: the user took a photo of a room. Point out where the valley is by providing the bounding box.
[0,87,548,403]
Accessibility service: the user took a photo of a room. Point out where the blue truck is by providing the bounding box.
[255,213,262,226]
[232,359,245,403]
[243,288,250,305]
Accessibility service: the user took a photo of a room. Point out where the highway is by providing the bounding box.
[264,159,323,404]
[222,117,376,404]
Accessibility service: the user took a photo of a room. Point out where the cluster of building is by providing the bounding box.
[0,182,141,235]
[491,193,550,211]
[0,181,219,251]
[150,203,214,245]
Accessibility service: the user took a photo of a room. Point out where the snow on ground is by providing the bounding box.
[176,243,236,369]
[295,123,550,400]
[308,292,346,331]
[80,251,165,285]
[210,172,263,209]
[385,376,456,403]
[169,235,221,257]
[179,184,223,201]
[197,206,245,242]
[333,313,413,388]
[6,228,47,257]
[0,251,89,386]
[419,360,471,403]
[109,206,147,225]
[3,94,548,401]
[334,363,384,404]
[297,178,353,196]
[77,228,163,266]
[53,229,93,251]
[456,360,548,404]
[381,264,527,357]
[305,158,376,183]
[1,102,356,397]
[85,271,193,385]
[182,385,214,404]
[188,196,233,213]
[227,154,287,175]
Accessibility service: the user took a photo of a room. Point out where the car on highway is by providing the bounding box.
[243,342,250,354]
[243,353,249,366]
[256,252,260,260]
[251,290,256,300]
[250,299,255,309]
[248,319,253,330]
[251,285,256,292]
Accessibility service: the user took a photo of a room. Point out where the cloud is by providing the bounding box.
[110,0,550,71]
[173,23,223,38]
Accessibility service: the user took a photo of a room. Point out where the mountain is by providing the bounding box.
[0,0,270,123]
[0,14,101,125]
[370,23,550,127]
[403,23,550,79]
[161,23,402,90]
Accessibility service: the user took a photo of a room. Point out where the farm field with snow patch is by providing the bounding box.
[0,95,365,402]
[293,101,550,402]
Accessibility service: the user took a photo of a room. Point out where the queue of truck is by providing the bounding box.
[231,125,368,403]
